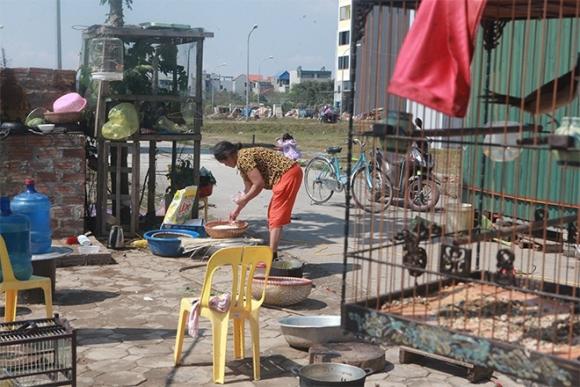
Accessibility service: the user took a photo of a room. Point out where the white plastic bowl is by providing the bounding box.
[36,124,55,133]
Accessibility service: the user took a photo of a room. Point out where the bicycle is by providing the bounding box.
[303,138,393,213]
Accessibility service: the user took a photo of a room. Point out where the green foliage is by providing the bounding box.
[166,159,194,190]
[111,42,187,96]
[201,118,349,159]
[203,90,245,114]
[287,80,334,108]
[99,0,133,7]
[99,0,133,27]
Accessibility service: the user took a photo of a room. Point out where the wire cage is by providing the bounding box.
[0,316,76,386]
[341,1,579,386]
[88,37,124,81]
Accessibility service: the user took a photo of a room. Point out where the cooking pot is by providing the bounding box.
[292,363,371,387]
[270,257,304,278]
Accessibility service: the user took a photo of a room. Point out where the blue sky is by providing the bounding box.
[0,0,338,77]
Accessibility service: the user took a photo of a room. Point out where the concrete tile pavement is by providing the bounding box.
[15,153,529,386]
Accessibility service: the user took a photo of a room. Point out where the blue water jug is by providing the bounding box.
[11,179,52,254]
[0,196,33,281]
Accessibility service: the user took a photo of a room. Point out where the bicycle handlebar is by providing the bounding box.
[352,138,366,149]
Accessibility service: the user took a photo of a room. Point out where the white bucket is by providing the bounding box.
[446,203,474,233]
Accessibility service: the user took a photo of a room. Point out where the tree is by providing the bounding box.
[287,80,334,109]
[99,0,133,27]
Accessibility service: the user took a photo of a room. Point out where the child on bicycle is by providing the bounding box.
[275,133,302,161]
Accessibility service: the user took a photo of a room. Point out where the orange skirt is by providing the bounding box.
[268,164,303,229]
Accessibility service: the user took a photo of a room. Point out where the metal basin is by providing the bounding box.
[293,363,370,387]
[278,315,353,349]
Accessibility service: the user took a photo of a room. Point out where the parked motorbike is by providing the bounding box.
[377,118,441,211]
[319,106,339,123]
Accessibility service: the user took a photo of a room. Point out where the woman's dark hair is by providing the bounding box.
[282,132,294,141]
[213,141,242,161]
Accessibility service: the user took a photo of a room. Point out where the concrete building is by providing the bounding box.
[274,70,290,93]
[203,72,233,94]
[288,66,332,88]
[334,0,352,114]
[232,74,247,97]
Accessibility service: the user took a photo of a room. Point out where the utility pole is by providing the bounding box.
[56,0,62,69]
[245,24,258,120]
[257,55,274,106]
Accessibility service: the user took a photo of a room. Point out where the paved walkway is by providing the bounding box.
[19,154,528,386]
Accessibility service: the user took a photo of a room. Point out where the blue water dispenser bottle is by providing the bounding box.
[0,196,33,280]
[11,179,52,254]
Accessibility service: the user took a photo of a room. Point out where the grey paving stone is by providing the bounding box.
[429,370,452,380]
[136,355,176,368]
[263,344,306,360]
[448,376,481,386]
[94,370,147,386]
[84,346,129,361]
[365,381,406,387]
[168,364,213,384]
[408,378,452,387]
[387,364,430,379]
[384,346,401,365]
[367,371,389,381]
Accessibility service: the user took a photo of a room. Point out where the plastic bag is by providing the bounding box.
[163,185,197,225]
[102,102,139,140]
[154,116,189,133]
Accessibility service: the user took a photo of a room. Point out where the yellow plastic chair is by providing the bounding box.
[0,235,53,322]
[174,245,272,384]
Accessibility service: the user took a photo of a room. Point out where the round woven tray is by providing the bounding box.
[252,276,312,306]
[204,220,248,239]
[44,111,82,124]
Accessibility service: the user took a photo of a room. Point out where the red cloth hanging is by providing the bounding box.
[387,0,487,117]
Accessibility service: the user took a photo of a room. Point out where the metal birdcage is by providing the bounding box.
[341,1,579,386]
[0,316,76,386]
[88,37,124,81]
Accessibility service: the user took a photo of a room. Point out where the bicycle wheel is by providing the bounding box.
[351,166,393,213]
[304,157,336,204]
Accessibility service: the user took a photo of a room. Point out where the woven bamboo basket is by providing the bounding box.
[44,111,83,124]
[252,276,313,306]
[204,220,248,239]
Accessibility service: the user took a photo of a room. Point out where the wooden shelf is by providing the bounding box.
[108,94,200,103]
[83,24,213,43]
[136,133,201,142]
[366,123,540,138]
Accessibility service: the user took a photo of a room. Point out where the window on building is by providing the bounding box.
[339,5,351,20]
[342,81,351,91]
[338,55,349,70]
[338,31,350,46]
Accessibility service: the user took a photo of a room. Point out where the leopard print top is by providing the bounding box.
[237,147,295,189]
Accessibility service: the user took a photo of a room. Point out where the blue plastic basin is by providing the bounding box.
[144,229,199,257]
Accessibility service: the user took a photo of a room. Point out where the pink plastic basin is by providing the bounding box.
[53,92,87,113]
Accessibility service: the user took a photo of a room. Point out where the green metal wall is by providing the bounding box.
[463,18,579,220]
